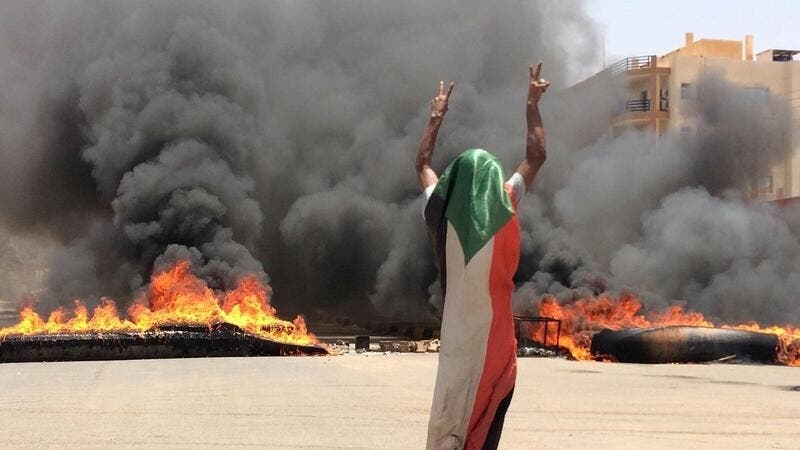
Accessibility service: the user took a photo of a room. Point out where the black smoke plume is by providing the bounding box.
[0,0,599,318]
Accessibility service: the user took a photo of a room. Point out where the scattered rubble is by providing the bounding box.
[325,336,442,355]
[518,346,560,358]
[328,336,567,358]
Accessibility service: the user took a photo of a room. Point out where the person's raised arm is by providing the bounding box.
[416,81,454,190]
[516,62,549,190]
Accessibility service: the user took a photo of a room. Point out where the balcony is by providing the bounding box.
[616,97,669,116]
[608,55,656,75]
[613,95,669,129]
[623,99,650,113]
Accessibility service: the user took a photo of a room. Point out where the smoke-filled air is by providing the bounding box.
[0,0,798,326]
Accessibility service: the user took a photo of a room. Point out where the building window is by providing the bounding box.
[680,83,693,99]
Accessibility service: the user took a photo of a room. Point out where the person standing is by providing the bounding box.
[416,63,549,450]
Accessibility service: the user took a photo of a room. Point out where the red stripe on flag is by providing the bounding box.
[464,187,519,449]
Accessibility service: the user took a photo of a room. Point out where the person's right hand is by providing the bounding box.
[527,62,549,107]
[431,81,454,118]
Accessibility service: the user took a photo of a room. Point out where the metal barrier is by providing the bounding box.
[514,315,561,350]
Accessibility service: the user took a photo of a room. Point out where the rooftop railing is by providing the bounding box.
[608,55,656,75]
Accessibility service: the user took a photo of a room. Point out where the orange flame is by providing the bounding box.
[528,294,800,366]
[0,261,318,348]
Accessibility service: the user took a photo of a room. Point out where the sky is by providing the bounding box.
[587,0,800,71]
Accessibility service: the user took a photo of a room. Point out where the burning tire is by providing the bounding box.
[0,322,328,363]
[590,326,779,364]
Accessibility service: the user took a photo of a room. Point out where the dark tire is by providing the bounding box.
[590,326,778,364]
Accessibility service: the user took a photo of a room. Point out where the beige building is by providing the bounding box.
[582,32,800,201]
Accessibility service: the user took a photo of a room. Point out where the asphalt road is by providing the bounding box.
[0,354,798,449]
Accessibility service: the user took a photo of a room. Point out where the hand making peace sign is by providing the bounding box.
[431,80,455,119]
[527,61,549,106]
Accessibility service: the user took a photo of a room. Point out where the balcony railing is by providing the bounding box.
[622,99,651,113]
[608,55,656,75]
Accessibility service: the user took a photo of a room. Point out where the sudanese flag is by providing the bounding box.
[424,149,520,450]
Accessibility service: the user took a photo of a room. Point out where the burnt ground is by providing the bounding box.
[0,355,798,448]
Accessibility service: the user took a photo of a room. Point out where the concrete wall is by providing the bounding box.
[661,38,743,62]
[788,63,800,198]
[0,232,53,305]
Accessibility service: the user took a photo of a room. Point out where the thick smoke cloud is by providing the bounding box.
[0,0,797,326]
[0,0,600,316]
[610,189,800,324]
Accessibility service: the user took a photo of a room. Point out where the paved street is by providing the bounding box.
[0,354,798,449]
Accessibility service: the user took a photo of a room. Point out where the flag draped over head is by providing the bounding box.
[435,149,514,264]
[424,148,516,296]
[423,148,520,450]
